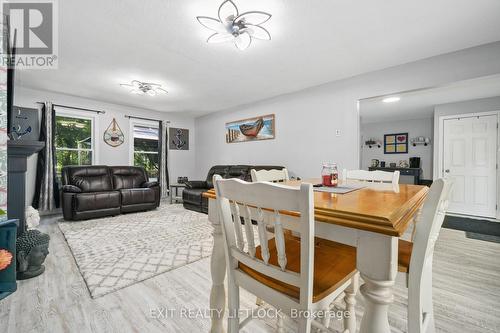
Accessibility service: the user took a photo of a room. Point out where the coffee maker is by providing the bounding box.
[409,157,421,168]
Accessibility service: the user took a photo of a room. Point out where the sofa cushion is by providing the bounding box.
[73,207,121,221]
[184,180,208,189]
[74,191,120,212]
[110,166,148,190]
[63,166,113,192]
[183,188,206,206]
[121,202,157,213]
[206,165,231,188]
[142,181,159,188]
[120,188,156,206]
[62,185,82,193]
[227,165,252,181]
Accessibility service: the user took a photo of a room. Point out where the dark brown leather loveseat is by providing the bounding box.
[183,165,285,214]
[61,165,160,220]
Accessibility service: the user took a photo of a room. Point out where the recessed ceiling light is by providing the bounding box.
[120,80,167,96]
[382,96,401,103]
[196,0,272,50]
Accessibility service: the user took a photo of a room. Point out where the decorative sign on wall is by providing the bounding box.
[169,128,189,150]
[103,118,125,147]
[384,132,408,154]
[10,106,39,141]
[225,114,275,143]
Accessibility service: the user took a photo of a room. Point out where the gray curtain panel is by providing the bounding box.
[159,121,169,198]
[32,102,60,211]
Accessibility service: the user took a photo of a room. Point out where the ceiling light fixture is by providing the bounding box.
[196,0,272,50]
[120,80,167,96]
[382,96,401,103]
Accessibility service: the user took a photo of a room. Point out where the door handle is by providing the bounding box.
[445,169,450,173]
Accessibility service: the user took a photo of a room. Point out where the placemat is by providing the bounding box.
[314,184,366,194]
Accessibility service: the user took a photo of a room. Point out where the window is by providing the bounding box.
[132,124,159,180]
[55,114,94,177]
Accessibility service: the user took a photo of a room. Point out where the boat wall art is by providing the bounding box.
[225,114,275,143]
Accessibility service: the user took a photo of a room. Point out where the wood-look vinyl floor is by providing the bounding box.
[1,213,499,333]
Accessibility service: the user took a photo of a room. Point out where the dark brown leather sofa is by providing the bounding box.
[61,165,160,221]
[183,165,285,214]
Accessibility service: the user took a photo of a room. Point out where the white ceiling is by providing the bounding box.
[360,74,500,123]
[16,0,500,116]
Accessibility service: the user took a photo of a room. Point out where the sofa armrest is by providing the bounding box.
[142,181,159,188]
[62,185,82,193]
[184,181,208,189]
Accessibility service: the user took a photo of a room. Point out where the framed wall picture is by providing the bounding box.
[169,128,189,150]
[10,106,39,141]
[384,132,408,154]
[225,114,275,143]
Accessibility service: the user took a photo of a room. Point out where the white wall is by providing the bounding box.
[14,87,196,205]
[361,118,433,181]
[194,42,500,179]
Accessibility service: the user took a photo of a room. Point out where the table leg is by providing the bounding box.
[170,186,173,204]
[357,231,398,333]
[208,199,226,333]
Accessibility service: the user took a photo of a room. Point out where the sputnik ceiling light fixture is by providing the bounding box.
[196,0,272,50]
[120,80,168,96]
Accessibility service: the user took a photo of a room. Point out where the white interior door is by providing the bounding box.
[443,114,498,218]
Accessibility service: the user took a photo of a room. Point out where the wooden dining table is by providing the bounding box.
[203,180,428,333]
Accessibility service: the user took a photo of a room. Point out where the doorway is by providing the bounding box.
[442,114,498,218]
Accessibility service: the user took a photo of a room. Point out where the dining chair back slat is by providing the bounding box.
[343,169,400,184]
[251,168,290,183]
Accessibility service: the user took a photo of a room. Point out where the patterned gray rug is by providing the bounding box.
[58,204,213,298]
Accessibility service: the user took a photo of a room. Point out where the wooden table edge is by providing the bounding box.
[203,186,428,237]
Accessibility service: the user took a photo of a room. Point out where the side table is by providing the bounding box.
[169,183,186,204]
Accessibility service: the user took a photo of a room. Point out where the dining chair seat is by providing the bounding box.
[239,234,357,303]
[398,239,413,273]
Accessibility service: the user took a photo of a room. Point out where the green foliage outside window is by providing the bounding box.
[133,126,159,180]
[55,116,93,177]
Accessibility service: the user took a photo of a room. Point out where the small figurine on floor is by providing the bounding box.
[16,230,50,280]
[25,206,40,229]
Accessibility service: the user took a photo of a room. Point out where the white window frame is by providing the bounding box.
[54,109,99,166]
[129,120,160,178]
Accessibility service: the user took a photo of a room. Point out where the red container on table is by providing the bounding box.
[321,163,338,187]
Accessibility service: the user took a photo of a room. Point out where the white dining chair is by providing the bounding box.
[250,168,290,307]
[397,178,453,333]
[251,168,290,183]
[342,169,400,185]
[214,175,358,333]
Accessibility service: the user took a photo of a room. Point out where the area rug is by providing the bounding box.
[58,204,213,298]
